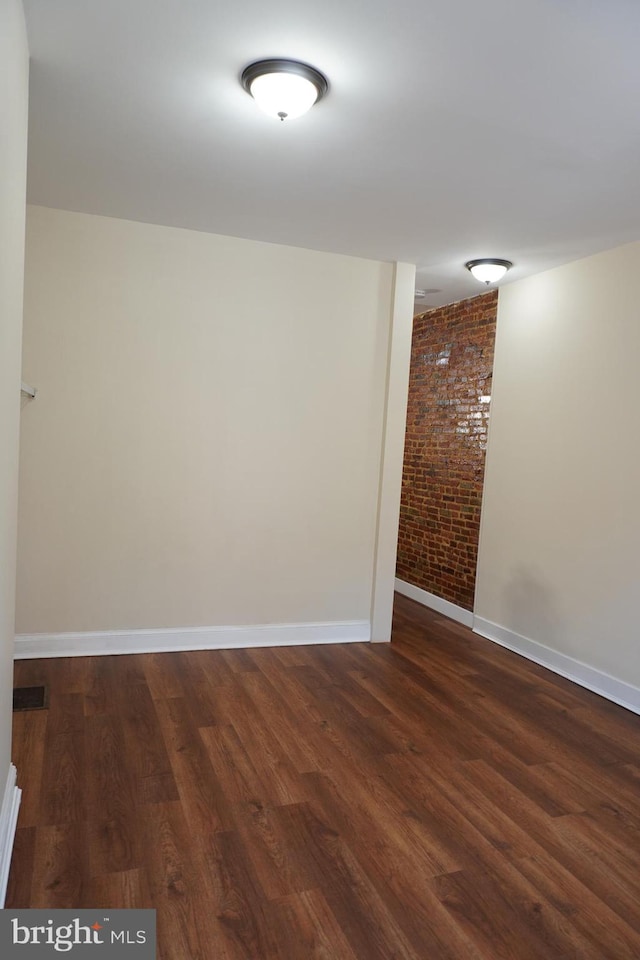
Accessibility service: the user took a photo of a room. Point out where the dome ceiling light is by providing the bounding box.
[465,258,513,285]
[241,59,328,121]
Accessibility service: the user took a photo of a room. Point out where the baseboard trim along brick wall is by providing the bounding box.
[394,579,473,628]
[394,583,640,716]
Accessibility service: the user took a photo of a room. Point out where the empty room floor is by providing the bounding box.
[7,594,640,959]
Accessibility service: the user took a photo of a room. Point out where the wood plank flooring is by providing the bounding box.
[8,594,640,959]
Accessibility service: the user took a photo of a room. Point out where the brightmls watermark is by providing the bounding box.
[0,910,155,957]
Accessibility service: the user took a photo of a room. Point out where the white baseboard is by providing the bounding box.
[473,616,640,716]
[14,619,371,659]
[394,579,474,628]
[0,764,21,907]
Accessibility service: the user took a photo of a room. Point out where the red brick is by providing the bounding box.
[396,291,497,611]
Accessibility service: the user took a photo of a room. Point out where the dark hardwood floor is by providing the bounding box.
[8,594,640,959]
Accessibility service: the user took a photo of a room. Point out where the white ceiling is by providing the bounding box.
[23,0,640,308]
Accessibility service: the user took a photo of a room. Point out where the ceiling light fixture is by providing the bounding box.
[465,258,513,285]
[241,59,328,121]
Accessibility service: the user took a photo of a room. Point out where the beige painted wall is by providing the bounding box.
[0,0,28,778]
[475,241,640,688]
[17,206,398,635]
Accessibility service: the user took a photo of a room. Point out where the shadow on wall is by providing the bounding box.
[504,565,566,653]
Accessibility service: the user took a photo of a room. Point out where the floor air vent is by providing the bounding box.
[13,685,48,711]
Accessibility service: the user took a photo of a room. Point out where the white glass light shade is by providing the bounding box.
[466,259,513,284]
[241,60,328,121]
[249,72,319,120]
[469,262,508,283]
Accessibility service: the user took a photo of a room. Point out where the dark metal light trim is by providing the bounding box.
[241,58,329,104]
[465,258,513,273]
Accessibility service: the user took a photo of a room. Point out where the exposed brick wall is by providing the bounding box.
[396,290,498,611]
